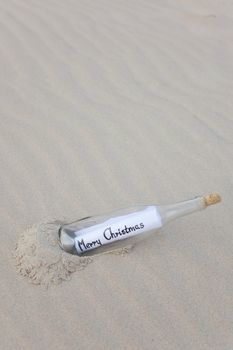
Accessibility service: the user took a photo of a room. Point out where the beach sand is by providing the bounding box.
[0,0,233,349]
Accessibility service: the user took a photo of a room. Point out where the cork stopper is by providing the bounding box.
[203,193,221,207]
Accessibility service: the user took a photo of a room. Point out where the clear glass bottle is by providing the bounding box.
[59,193,221,256]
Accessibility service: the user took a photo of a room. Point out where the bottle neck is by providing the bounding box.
[157,196,206,225]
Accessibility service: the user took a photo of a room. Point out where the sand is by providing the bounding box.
[14,221,92,286]
[1,0,233,349]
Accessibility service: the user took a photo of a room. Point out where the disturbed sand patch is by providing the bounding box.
[14,221,132,287]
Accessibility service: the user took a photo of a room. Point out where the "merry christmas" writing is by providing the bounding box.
[76,222,145,252]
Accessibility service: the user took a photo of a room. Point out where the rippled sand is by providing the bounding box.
[1,1,233,349]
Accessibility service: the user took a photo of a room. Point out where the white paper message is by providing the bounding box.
[74,206,162,254]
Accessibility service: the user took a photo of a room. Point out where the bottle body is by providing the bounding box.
[59,205,162,255]
[59,193,220,256]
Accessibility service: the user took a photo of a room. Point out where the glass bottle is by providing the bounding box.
[59,193,221,256]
